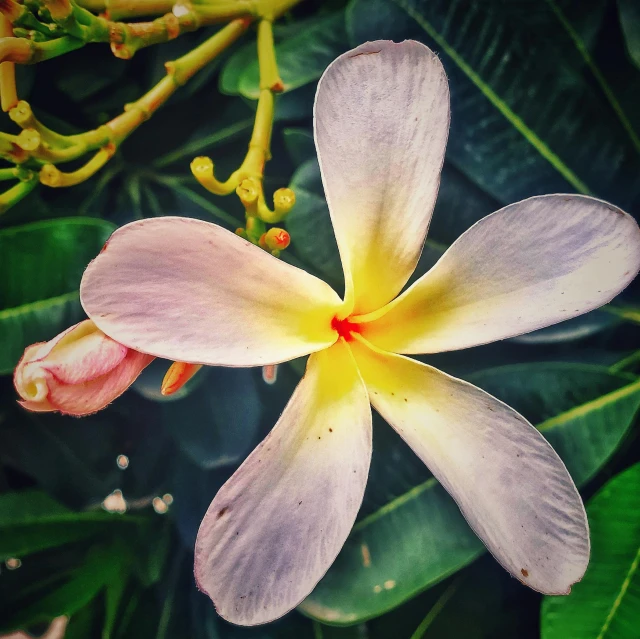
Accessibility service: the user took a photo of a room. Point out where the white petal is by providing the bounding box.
[314,40,450,314]
[81,217,343,366]
[194,340,371,625]
[350,337,590,594]
[361,195,640,353]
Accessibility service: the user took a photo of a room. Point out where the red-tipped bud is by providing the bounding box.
[14,320,153,416]
[263,227,290,251]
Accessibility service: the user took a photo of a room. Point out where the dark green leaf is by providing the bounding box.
[162,367,261,470]
[347,0,640,210]
[0,490,135,561]
[283,128,316,166]
[0,218,115,374]
[619,0,640,69]
[1,539,132,631]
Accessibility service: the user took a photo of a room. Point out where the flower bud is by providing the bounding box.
[263,227,290,251]
[14,320,153,416]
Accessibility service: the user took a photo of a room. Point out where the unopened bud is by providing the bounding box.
[161,361,202,396]
[14,320,153,416]
[273,187,295,216]
[263,227,290,252]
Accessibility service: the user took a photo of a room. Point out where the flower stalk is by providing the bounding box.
[0,0,301,231]
[191,17,295,250]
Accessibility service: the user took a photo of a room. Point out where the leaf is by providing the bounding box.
[0,490,137,561]
[619,0,640,69]
[222,12,349,100]
[0,217,115,374]
[283,128,316,166]
[346,0,640,211]
[286,184,344,288]
[541,462,640,638]
[0,538,132,632]
[510,310,619,345]
[162,367,262,470]
[300,364,640,624]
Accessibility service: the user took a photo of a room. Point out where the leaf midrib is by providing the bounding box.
[597,545,640,639]
[389,0,591,195]
[0,290,79,321]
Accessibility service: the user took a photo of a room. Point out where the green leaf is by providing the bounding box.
[346,0,640,210]
[0,217,115,374]
[1,539,132,631]
[283,128,316,166]
[541,462,640,638]
[300,364,640,624]
[510,310,619,345]
[0,490,138,561]
[162,367,262,470]
[222,12,348,100]
[286,184,344,288]
[619,0,640,69]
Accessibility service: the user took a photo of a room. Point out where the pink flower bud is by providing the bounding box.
[13,320,153,416]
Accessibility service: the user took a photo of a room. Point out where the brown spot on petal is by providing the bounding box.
[217,506,229,519]
[521,568,529,578]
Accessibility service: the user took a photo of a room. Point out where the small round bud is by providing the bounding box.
[264,227,290,251]
[273,187,296,216]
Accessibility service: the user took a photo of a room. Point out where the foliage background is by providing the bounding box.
[1,0,640,637]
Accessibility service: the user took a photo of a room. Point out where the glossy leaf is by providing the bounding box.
[283,128,316,166]
[0,539,132,632]
[0,218,115,374]
[162,367,261,470]
[619,0,640,69]
[301,364,640,623]
[541,462,640,638]
[347,0,640,210]
[0,490,136,561]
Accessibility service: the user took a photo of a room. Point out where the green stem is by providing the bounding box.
[0,174,37,213]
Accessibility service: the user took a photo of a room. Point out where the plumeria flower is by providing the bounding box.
[76,41,640,625]
[14,319,153,415]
